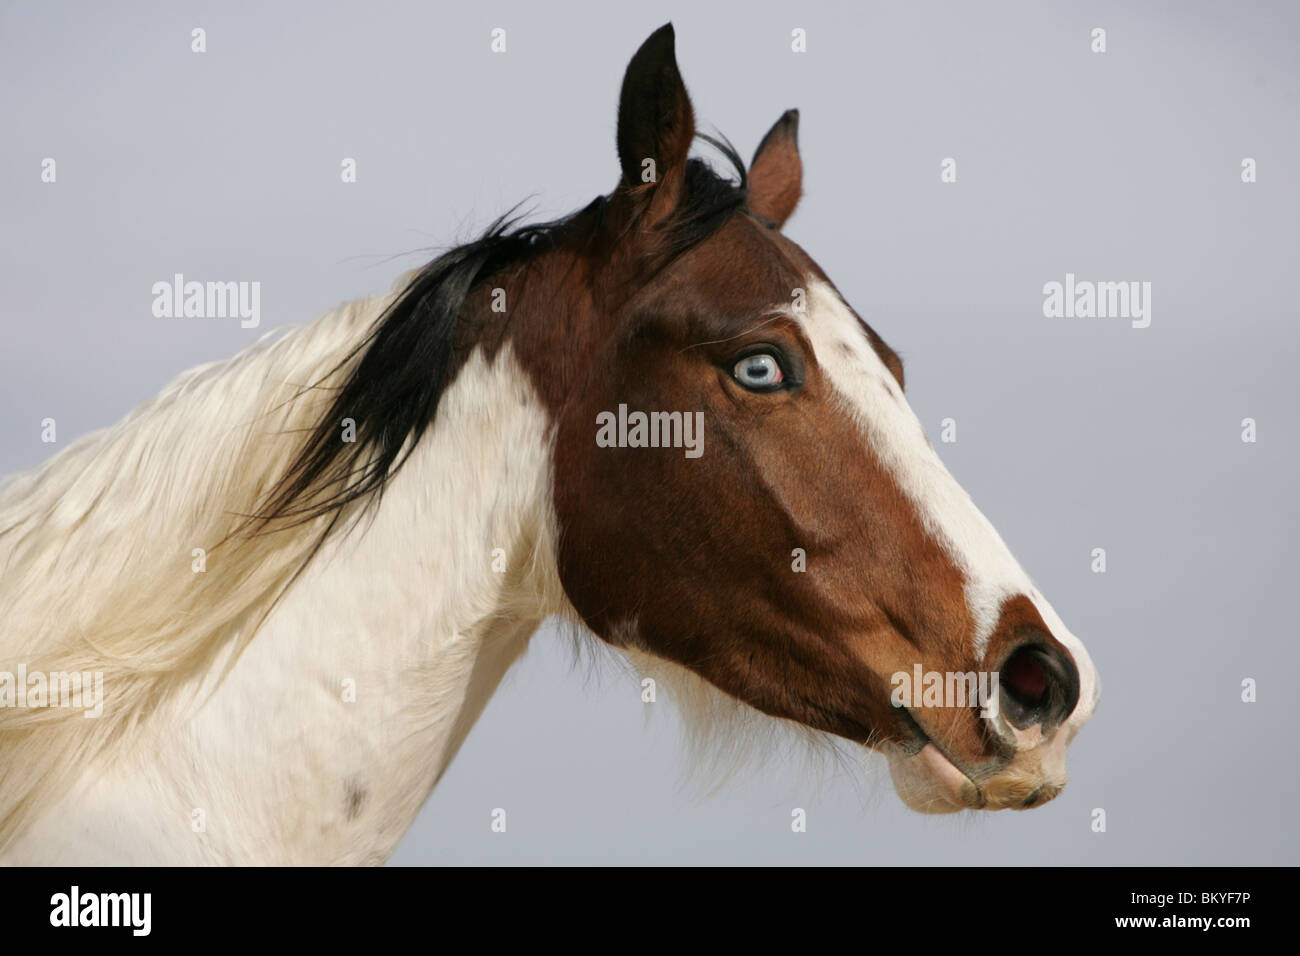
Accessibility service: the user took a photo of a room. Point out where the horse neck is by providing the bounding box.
[9,334,566,865]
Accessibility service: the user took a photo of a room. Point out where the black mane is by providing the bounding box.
[251,136,748,532]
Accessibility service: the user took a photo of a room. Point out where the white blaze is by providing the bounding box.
[798,280,1098,731]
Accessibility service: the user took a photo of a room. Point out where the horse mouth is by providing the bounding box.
[883,708,987,813]
[883,707,1069,813]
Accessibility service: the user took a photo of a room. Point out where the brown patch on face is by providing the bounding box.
[519,214,990,754]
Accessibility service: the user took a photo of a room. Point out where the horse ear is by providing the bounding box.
[748,109,803,228]
[616,23,695,224]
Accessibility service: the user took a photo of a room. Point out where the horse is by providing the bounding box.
[0,23,1099,865]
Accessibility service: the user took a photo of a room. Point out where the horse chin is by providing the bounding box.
[884,743,985,814]
[884,732,1076,814]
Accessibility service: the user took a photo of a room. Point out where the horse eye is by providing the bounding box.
[732,353,784,390]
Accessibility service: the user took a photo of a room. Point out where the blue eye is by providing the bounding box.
[732,353,784,390]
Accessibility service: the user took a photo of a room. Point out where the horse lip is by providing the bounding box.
[894,707,988,809]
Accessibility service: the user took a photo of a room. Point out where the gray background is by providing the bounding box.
[2,1,1296,864]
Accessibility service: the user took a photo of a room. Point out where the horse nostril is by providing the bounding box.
[998,643,1080,731]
